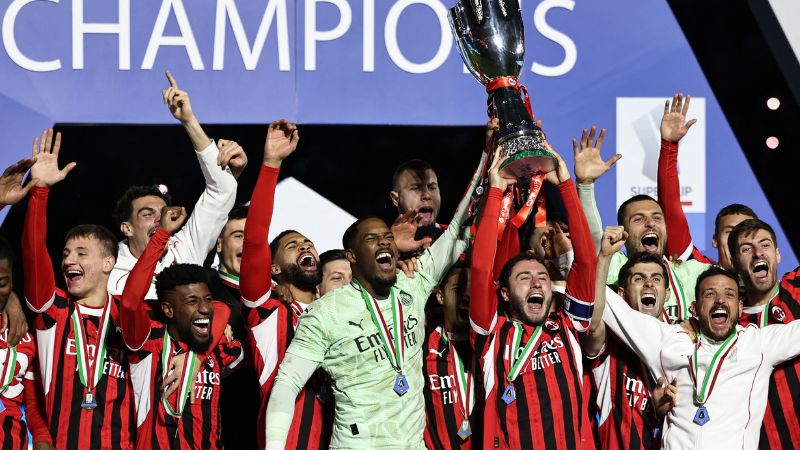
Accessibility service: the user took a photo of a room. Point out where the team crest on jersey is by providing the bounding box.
[207,355,215,368]
[544,319,560,331]
[772,305,786,323]
[398,291,413,306]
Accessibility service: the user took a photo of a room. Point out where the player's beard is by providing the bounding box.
[285,263,322,291]
[178,321,213,353]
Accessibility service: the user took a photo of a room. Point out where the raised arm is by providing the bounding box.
[120,207,187,350]
[0,157,38,210]
[573,126,621,253]
[23,129,76,312]
[602,286,672,370]
[264,354,321,450]
[470,149,516,334]
[584,226,628,356]
[240,120,299,305]
[162,71,240,265]
[658,94,699,261]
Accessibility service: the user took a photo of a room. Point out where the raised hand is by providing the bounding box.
[30,129,76,187]
[488,147,516,192]
[159,206,187,235]
[162,71,195,123]
[217,139,248,179]
[0,157,38,206]
[264,119,299,168]
[391,209,432,253]
[661,93,697,143]
[573,126,621,184]
[543,144,571,186]
[485,117,500,152]
[600,225,628,257]
[653,377,678,417]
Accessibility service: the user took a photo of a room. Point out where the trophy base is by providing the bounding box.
[499,151,556,180]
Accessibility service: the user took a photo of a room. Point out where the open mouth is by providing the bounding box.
[192,317,210,337]
[64,268,84,284]
[375,250,394,271]
[527,293,544,305]
[297,252,317,270]
[752,261,769,282]
[641,233,659,253]
[418,207,434,223]
[147,226,158,239]
[640,293,657,308]
[710,306,729,326]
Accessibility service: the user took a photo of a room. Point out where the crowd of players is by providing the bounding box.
[0,72,797,450]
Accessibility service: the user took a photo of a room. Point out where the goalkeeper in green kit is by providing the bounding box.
[264,152,485,450]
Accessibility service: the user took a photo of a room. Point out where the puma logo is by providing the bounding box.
[429,348,446,358]
[348,319,364,331]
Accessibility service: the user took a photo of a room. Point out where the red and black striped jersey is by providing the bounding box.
[127,321,243,450]
[0,331,52,450]
[22,186,135,450]
[422,326,481,450]
[240,164,331,450]
[470,181,597,450]
[738,266,800,449]
[590,337,660,450]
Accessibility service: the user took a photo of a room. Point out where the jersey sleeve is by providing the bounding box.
[240,165,280,307]
[469,187,503,335]
[171,141,238,264]
[560,179,597,329]
[120,228,171,350]
[22,186,57,313]
[759,317,800,367]
[285,300,331,363]
[218,335,244,371]
[577,182,604,253]
[22,376,53,445]
[657,139,697,261]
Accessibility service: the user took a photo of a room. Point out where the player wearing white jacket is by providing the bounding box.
[600,261,800,450]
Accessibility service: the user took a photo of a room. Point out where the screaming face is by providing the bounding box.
[123,195,168,256]
[61,236,115,299]
[162,282,215,353]
[501,259,554,326]
[619,262,669,318]
[621,199,666,257]
[274,232,322,289]
[216,218,246,276]
[694,275,742,341]
[391,168,441,227]
[348,218,398,291]
[733,229,781,299]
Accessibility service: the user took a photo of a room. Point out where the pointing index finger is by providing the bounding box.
[165,70,177,88]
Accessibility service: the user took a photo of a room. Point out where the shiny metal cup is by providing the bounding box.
[449,0,555,179]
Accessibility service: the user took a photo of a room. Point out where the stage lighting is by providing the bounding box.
[767,97,781,110]
[766,136,780,149]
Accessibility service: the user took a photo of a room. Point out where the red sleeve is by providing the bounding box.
[493,223,520,282]
[201,301,231,360]
[240,165,280,303]
[22,377,53,445]
[470,187,504,334]
[657,139,694,260]
[22,186,56,312]
[120,227,170,350]
[560,179,597,325]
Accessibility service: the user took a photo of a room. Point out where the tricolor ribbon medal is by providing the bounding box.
[662,258,690,323]
[71,301,112,410]
[0,341,18,414]
[503,321,544,405]
[161,335,198,417]
[440,328,475,439]
[354,281,408,396]
[688,331,738,426]
[217,271,239,289]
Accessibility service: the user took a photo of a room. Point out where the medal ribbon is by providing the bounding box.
[485,76,534,118]
[355,281,405,373]
[0,344,18,393]
[161,335,198,417]
[689,331,738,404]
[218,271,240,288]
[663,258,689,322]
[71,301,112,392]
[440,328,475,418]
[759,285,781,328]
[506,322,544,383]
[510,174,546,229]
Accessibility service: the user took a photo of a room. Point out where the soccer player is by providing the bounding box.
[600,260,800,449]
[423,261,480,450]
[729,218,800,448]
[263,149,483,449]
[470,147,597,449]
[525,218,573,279]
[238,119,331,450]
[22,129,136,449]
[656,93,757,270]
[0,237,53,450]
[119,205,242,450]
[109,71,242,298]
[318,249,352,296]
[390,159,444,243]
[586,226,673,449]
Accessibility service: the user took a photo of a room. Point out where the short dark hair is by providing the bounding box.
[227,204,249,222]
[0,236,12,265]
[714,204,757,234]
[392,159,435,191]
[617,252,668,289]
[498,253,552,290]
[155,264,210,302]
[65,224,119,259]
[342,217,383,251]
[113,185,171,226]
[727,219,777,271]
[617,195,659,226]
[319,249,347,270]
[270,229,301,258]
[695,265,741,300]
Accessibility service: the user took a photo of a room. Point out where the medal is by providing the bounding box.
[355,281,409,397]
[71,301,112,409]
[441,327,475,438]
[502,384,516,404]
[161,335,198,417]
[688,331,738,427]
[693,406,710,426]
[502,321,544,404]
[663,258,689,322]
[0,342,17,414]
[457,419,472,439]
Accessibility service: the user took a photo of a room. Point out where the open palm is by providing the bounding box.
[661,93,697,143]
[30,129,76,187]
[0,158,38,206]
[573,126,621,184]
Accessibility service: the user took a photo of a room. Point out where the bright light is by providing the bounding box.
[767,97,781,110]
[766,136,780,149]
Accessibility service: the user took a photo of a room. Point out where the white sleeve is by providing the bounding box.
[601,286,673,371]
[265,353,322,450]
[759,320,800,367]
[577,183,603,253]
[172,141,238,264]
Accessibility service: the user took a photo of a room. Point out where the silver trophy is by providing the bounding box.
[449,0,555,180]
